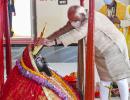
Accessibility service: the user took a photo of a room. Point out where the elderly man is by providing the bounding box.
[37,5,130,100]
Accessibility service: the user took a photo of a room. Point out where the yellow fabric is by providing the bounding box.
[99,1,126,20]
[128,5,130,14]
[126,5,130,57]
[99,1,126,32]
[126,28,130,57]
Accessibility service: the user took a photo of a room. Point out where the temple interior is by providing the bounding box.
[0,0,130,100]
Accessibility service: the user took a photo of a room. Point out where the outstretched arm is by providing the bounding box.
[36,21,74,46]
[47,21,74,40]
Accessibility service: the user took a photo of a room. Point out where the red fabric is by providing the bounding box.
[0,47,81,99]
[0,0,5,93]
[63,74,77,90]
[22,47,35,70]
[0,66,46,100]
[0,47,46,100]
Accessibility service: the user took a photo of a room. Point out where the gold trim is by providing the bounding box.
[20,57,47,80]
[20,51,78,100]
[51,71,77,100]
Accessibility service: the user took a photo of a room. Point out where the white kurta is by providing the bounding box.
[58,11,130,81]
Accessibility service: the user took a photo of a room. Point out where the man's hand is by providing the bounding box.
[34,38,55,47]
[108,16,120,24]
[112,16,120,24]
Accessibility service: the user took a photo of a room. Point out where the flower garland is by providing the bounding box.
[20,55,78,100]
[16,60,68,100]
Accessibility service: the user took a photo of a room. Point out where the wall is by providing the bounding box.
[36,0,80,37]
[12,0,31,37]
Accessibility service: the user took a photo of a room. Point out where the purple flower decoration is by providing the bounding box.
[16,60,69,99]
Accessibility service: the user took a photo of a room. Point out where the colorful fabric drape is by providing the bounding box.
[0,47,46,100]
[0,47,80,100]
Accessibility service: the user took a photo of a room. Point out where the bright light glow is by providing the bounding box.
[12,0,31,38]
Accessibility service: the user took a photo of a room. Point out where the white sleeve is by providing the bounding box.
[58,28,87,47]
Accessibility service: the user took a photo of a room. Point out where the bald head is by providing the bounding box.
[67,5,87,22]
